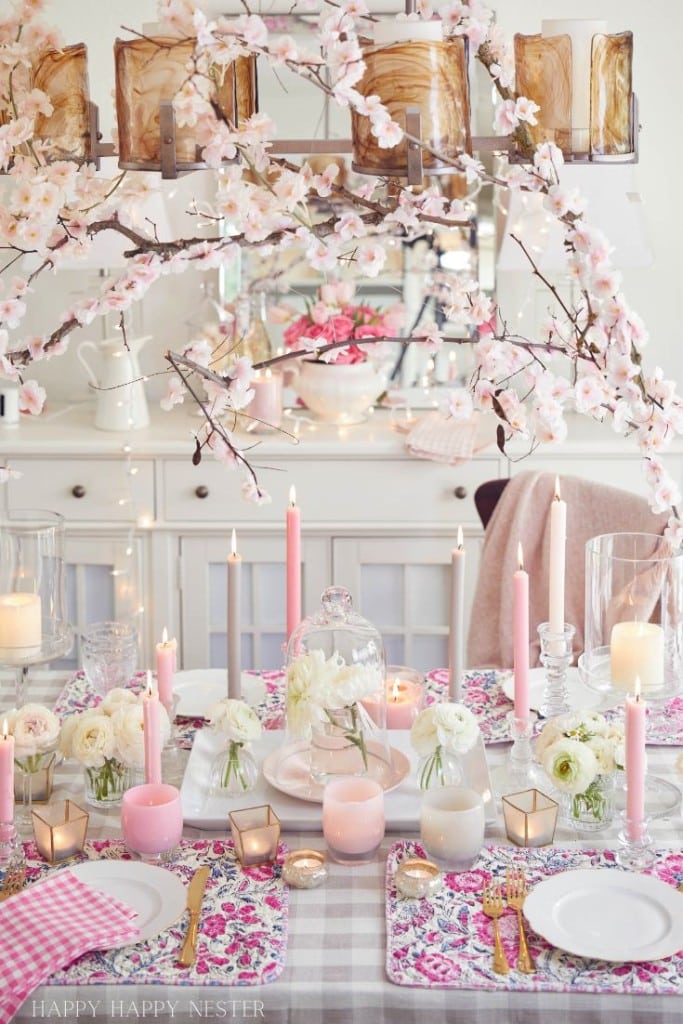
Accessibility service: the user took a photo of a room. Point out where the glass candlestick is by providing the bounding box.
[493,711,541,798]
[617,813,655,871]
[538,622,576,720]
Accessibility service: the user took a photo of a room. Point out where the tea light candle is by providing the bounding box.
[610,621,664,693]
[0,593,41,656]
[227,528,242,700]
[230,805,281,867]
[0,720,14,824]
[32,800,89,863]
[374,17,444,44]
[282,849,328,889]
[394,857,442,899]
[156,627,176,714]
[143,673,162,786]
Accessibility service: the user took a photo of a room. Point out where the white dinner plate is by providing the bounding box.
[524,869,683,962]
[69,860,187,944]
[500,667,618,714]
[173,670,266,717]
[262,739,410,804]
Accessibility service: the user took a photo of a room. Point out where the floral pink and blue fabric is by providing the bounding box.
[23,838,288,987]
[386,840,683,993]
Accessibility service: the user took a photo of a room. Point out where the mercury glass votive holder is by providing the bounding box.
[502,788,558,848]
[282,849,328,889]
[31,800,89,863]
[394,857,443,899]
[230,805,281,867]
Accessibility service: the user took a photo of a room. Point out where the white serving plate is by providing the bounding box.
[69,860,186,944]
[524,868,683,962]
[173,670,266,717]
[500,667,618,715]
[262,740,410,803]
[180,728,497,831]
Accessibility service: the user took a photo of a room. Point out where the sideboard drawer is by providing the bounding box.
[8,458,155,522]
[161,455,502,525]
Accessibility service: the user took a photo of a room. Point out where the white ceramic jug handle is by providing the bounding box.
[76,341,99,388]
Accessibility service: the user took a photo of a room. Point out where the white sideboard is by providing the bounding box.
[1,403,678,673]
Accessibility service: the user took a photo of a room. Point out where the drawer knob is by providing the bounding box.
[71,484,86,499]
[195,485,210,499]
[453,485,468,500]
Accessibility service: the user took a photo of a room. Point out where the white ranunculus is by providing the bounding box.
[208,698,262,744]
[433,702,479,755]
[10,703,60,758]
[100,688,138,716]
[59,708,100,760]
[586,734,617,773]
[535,720,563,760]
[543,737,598,795]
[410,706,439,757]
[71,712,117,768]
[112,702,171,769]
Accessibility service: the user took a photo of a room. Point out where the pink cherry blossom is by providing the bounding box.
[18,379,45,415]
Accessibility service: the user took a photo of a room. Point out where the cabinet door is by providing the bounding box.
[178,534,330,670]
[332,533,481,672]
[56,533,146,670]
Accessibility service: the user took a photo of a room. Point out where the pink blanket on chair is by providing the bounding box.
[467,471,667,669]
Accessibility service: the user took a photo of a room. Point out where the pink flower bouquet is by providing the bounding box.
[282,281,404,365]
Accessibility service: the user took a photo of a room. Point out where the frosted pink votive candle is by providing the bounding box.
[322,777,385,864]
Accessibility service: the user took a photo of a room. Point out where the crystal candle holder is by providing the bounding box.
[538,622,576,719]
[503,788,558,847]
[617,814,655,871]
[229,805,281,867]
[31,800,89,863]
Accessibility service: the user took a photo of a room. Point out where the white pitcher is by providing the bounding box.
[76,335,151,431]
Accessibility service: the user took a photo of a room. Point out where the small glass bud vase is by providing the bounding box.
[538,622,575,720]
[210,741,258,796]
[83,758,131,808]
[559,773,616,832]
[417,747,463,791]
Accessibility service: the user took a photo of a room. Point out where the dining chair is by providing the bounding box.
[474,479,509,529]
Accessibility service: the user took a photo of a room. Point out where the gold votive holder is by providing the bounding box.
[502,788,558,847]
[14,753,56,804]
[282,849,328,889]
[229,805,281,867]
[395,857,443,899]
[31,800,89,863]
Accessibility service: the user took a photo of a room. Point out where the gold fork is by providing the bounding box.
[0,858,26,901]
[481,884,510,975]
[505,868,535,974]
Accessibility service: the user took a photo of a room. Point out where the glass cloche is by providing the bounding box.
[284,587,391,786]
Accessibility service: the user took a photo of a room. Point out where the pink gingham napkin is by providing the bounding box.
[0,869,140,1023]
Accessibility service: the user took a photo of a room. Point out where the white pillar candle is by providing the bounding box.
[0,593,41,657]
[610,621,664,693]
[227,529,242,700]
[542,19,607,153]
[374,17,443,45]
[548,477,566,654]
[448,525,465,701]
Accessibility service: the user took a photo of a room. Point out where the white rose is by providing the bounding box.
[100,688,138,716]
[71,712,117,768]
[208,699,262,744]
[59,708,100,760]
[11,703,61,759]
[543,737,598,795]
[410,706,439,757]
[433,702,479,755]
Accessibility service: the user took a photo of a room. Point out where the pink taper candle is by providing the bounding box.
[513,542,530,719]
[625,677,646,841]
[227,529,242,700]
[0,719,14,823]
[286,485,302,640]
[143,672,162,786]
[156,627,176,715]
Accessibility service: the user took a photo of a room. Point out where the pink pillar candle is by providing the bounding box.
[246,369,283,431]
[155,627,176,714]
[143,673,162,786]
[513,542,530,720]
[227,529,242,700]
[286,486,302,640]
[385,671,422,729]
[0,720,14,823]
[625,679,647,841]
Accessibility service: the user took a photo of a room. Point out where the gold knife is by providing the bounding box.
[177,866,210,967]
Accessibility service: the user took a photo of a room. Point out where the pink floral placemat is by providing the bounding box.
[53,671,287,748]
[386,840,683,993]
[22,838,288,987]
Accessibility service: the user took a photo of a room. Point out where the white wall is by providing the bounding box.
[1,1,681,401]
